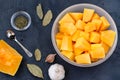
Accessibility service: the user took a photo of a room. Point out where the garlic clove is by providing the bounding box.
[45,54,56,63]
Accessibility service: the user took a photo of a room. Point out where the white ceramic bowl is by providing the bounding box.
[51,4,118,67]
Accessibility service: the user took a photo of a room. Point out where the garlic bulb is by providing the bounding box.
[48,63,65,80]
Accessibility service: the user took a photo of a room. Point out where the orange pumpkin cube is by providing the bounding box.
[84,52,98,62]
[101,30,116,47]
[90,44,105,59]
[56,39,62,50]
[55,32,64,39]
[74,37,90,51]
[59,13,75,24]
[73,47,83,56]
[91,43,108,50]
[91,43,109,54]
[61,35,73,51]
[75,20,86,30]
[101,42,110,54]
[80,31,90,41]
[83,8,95,22]
[75,54,91,64]
[69,12,83,21]
[100,16,110,30]
[90,32,100,43]
[61,50,74,61]
[92,19,102,31]
[59,22,77,35]
[84,22,96,32]
[92,13,100,20]
[72,30,81,41]
[91,58,99,62]
[0,40,22,76]
[91,44,102,50]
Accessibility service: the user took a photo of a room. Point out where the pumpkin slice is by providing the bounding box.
[69,12,83,21]
[92,19,102,31]
[75,20,86,30]
[90,32,100,43]
[59,22,77,35]
[91,58,99,62]
[101,42,110,54]
[72,30,81,41]
[83,8,95,22]
[59,13,75,24]
[73,47,83,56]
[84,22,96,32]
[55,32,64,39]
[90,44,105,59]
[0,40,22,76]
[74,37,90,51]
[56,39,62,50]
[61,35,73,51]
[92,13,100,20]
[101,30,116,47]
[75,54,91,64]
[61,50,74,61]
[100,16,110,31]
[80,31,90,41]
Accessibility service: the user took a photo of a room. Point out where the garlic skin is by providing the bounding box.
[45,54,56,63]
[48,63,65,80]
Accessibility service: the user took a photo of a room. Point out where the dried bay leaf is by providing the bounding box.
[27,64,44,79]
[36,4,43,19]
[34,49,41,61]
[42,10,53,26]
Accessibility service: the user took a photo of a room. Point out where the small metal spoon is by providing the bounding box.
[6,30,33,57]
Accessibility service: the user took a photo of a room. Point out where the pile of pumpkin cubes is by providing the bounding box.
[55,8,116,64]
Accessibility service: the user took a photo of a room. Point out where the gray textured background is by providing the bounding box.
[0,0,120,80]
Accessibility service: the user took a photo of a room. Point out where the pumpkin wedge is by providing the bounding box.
[0,40,22,76]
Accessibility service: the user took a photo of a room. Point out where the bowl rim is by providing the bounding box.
[51,3,118,67]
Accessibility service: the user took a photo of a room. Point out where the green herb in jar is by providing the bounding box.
[14,16,28,29]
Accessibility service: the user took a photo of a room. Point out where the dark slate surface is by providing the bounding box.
[0,0,120,80]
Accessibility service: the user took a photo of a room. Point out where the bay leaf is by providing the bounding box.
[27,64,44,79]
[42,10,53,26]
[36,4,43,19]
[34,48,41,61]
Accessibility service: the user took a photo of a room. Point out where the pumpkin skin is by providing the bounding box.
[0,40,23,76]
